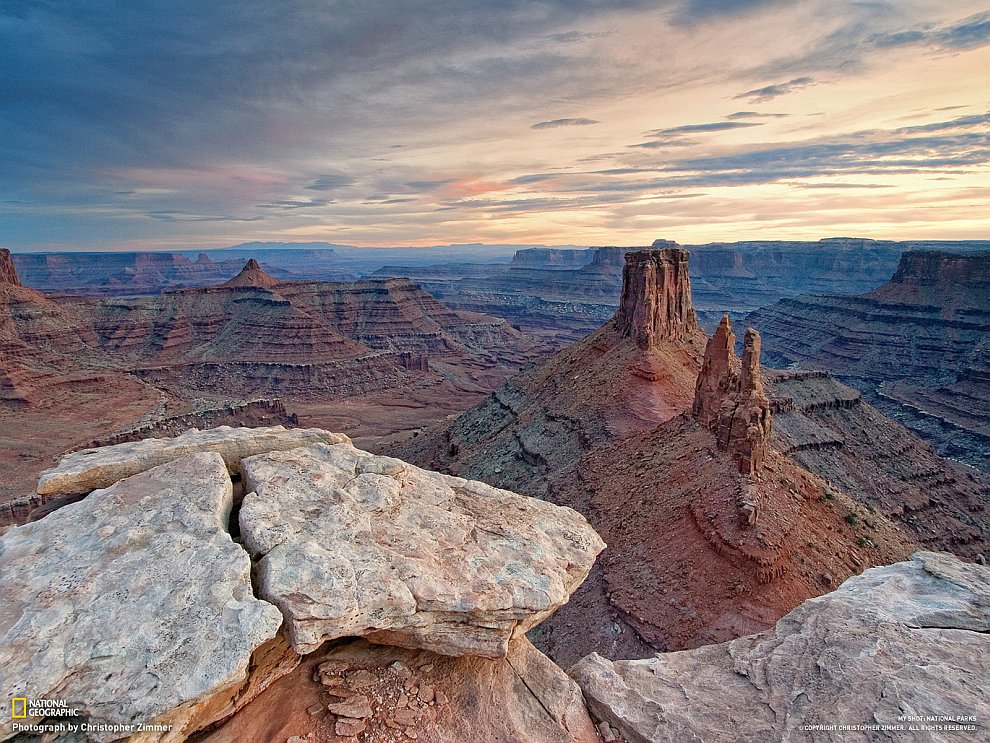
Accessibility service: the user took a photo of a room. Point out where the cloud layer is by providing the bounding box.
[0,0,988,249]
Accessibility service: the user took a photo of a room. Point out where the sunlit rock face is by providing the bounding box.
[571,551,990,743]
[239,441,605,657]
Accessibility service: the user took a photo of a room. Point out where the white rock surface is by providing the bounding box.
[570,551,990,743]
[239,442,605,657]
[0,453,285,742]
[37,425,349,495]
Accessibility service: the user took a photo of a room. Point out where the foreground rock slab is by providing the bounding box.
[570,551,990,743]
[239,442,605,657]
[201,636,599,743]
[0,453,286,742]
[37,424,349,495]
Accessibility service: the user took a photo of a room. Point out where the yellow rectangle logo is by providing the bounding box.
[11,698,27,718]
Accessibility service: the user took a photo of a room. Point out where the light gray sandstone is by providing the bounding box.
[0,453,285,742]
[239,442,606,657]
[570,551,990,743]
[37,425,349,496]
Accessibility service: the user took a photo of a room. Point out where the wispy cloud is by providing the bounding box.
[531,118,600,129]
[305,174,355,192]
[726,111,789,119]
[734,76,815,103]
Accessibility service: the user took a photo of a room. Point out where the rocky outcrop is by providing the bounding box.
[570,551,990,742]
[0,248,21,286]
[202,636,599,743]
[749,250,990,473]
[239,442,605,656]
[693,314,772,475]
[221,258,280,288]
[614,248,697,347]
[2,426,604,742]
[37,425,348,496]
[0,453,287,742]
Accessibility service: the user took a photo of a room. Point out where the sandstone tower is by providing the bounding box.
[614,247,697,347]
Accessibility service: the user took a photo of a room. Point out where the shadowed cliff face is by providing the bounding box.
[614,248,697,347]
[0,249,21,286]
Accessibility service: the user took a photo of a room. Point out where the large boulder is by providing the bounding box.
[37,425,349,496]
[239,442,606,657]
[570,551,990,743]
[0,453,288,742]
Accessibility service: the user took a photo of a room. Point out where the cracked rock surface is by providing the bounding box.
[570,551,990,743]
[37,425,349,496]
[239,442,605,657]
[0,452,285,742]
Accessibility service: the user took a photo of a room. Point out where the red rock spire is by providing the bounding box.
[692,314,772,475]
[614,247,697,347]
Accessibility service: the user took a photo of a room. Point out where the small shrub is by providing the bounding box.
[845,513,859,527]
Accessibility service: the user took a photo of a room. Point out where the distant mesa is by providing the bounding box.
[0,248,22,286]
[221,258,280,288]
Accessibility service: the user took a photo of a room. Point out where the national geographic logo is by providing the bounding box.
[10,698,80,717]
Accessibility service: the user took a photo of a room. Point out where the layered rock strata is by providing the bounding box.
[0,453,287,742]
[239,441,605,656]
[571,551,990,743]
[766,370,990,560]
[749,250,990,472]
[693,314,772,475]
[37,425,348,496]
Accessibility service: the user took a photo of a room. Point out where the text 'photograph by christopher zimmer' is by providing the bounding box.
[1,2,988,742]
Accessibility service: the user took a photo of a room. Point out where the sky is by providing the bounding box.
[1,0,988,252]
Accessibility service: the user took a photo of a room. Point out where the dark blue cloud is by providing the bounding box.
[734,77,815,102]
[673,0,789,24]
[651,121,764,134]
[873,12,990,51]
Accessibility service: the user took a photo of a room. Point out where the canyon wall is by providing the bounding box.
[374,238,990,342]
[748,250,990,473]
